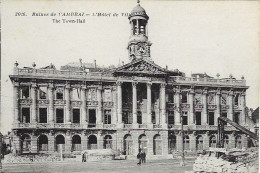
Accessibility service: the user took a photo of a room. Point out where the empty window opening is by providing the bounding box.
[39,87,47,99]
[208,112,215,125]
[22,108,30,123]
[182,112,188,125]
[56,109,64,123]
[196,112,201,125]
[56,87,64,100]
[168,111,174,124]
[71,88,80,100]
[137,111,142,124]
[222,112,227,125]
[234,112,240,124]
[152,111,156,124]
[20,86,30,99]
[104,110,111,124]
[39,108,47,123]
[89,109,96,124]
[72,109,80,123]
[181,92,188,103]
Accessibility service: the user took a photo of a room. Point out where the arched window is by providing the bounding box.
[38,135,48,151]
[104,135,112,149]
[56,135,65,152]
[88,135,97,150]
[153,135,162,155]
[21,134,31,153]
[124,134,133,155]
[72,135,81,151]
[139,135,148,154]
[184,136,190,150]
[168,135,176,154]
[235,135,242,149]
[196,135,203,150]
[209,135,216,148]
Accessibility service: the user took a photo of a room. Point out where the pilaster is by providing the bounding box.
[160,83,167,128]
[117,81,123,128]
[112,86,117,125]
[174,88,181,125]
[132,82,138,128]
[48,131,55,153]
[65,83,71,123]
[189,89,195,125]
[81,85,87,124]
[203,132,209,150]
[13,82,19,124]
[81,131,88,151]
[240,92,246,125]
[215,89,221,125]
[96,85,103,127]
[202,88,208,125]
[228,90,234,122]
[65,131,72,152]
[31,83,37,123]
[146,82,153,128]
[48,83,54,123]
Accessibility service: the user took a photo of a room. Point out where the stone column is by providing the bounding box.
[189,89,195,125]
[189,133,196,151]
[117,81,123,128]
[147,82,153,128]
[31,83,37,123]
[13,82,19,124]
[215,90,221,125]
[174,88,181,125]
[202,89,208,125]
[97,86,103,127]
[176,132,182,151]
[240,92,246,125]
[112,87,117,125]
[228,91,234,122]
[65,83,71,123]
[160,83,167,128]
[48,84,54,123]
[81,86,87,124]
[132,82,138,128]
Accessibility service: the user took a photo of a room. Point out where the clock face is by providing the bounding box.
[137,44,146,55]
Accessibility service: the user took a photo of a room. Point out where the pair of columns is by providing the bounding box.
[116,81,167,128]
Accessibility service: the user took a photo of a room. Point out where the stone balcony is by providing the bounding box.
[169,76,246,86]
[168,124,249,131]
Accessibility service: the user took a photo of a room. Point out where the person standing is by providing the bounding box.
[137,149,141,165]
[142,151,146,163]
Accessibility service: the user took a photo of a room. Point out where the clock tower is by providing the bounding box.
[128,1,152,61]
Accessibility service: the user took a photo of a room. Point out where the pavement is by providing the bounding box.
[1,158,195,173]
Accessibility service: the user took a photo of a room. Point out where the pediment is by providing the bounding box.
[113,59,168,77]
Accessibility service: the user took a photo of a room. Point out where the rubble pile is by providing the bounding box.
[3,154,60,163]
[193,150,259,173]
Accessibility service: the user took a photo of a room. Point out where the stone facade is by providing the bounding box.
[9,2,251,158]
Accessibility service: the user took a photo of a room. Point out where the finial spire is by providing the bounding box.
[137,0,140,5]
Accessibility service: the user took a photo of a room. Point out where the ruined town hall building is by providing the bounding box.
[9,2,252,158]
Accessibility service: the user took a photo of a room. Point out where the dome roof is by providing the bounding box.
[129,4,149,19]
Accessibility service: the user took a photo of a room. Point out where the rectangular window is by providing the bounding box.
[137,111,142,124]
[22,108,30,123]
[234,112,240,124]
[152,111,156,124]
[39,87,47,99]
[56,109,64,123]
[181,92,188,103]
[182,112,188,125]
[168,92,174,103]
[56,87,64,100]
[72,109,80,123]
[196,112,201,125]
[104,110,111,124]
[208,112,215,125]
[168,111,174,124]
[39,108,47,123]
[71,88,80,100]
[20,86,30,99]
[89,109,96,124]
[234,94,239,106]
[123,111,132,124]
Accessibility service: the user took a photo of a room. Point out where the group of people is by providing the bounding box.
[137,149,146,165]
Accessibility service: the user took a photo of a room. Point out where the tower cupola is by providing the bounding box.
[127,0,152,61]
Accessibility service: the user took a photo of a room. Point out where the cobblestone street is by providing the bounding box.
[1,159,195,173]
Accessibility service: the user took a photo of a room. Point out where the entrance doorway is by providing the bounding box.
[123,134,133,155]
[88,135,97,149]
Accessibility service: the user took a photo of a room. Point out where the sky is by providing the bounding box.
[1,0,259,134]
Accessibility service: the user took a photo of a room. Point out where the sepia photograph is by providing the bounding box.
[0,0,259,172]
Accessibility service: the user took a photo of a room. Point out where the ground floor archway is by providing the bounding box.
[21,134,31,153]
[104,135,112,149]
[56,135,65,152]
[72,135,81,151]
[38,135,48,151]
[123,134,133,155]
[153,135,162,155]
[88,135,97,150]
